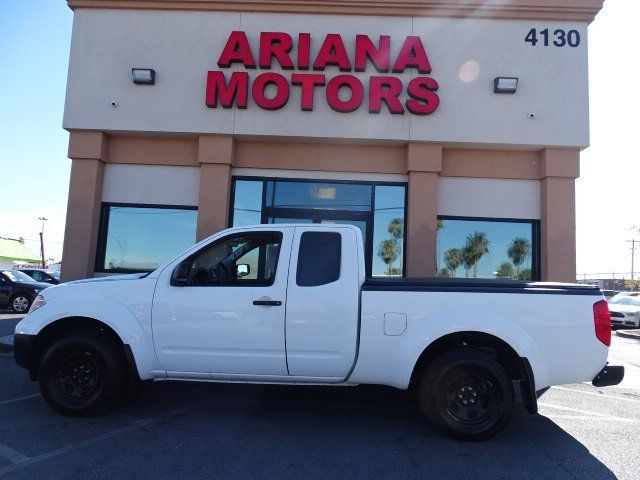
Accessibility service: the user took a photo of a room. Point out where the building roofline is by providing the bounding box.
[66,0,605,24]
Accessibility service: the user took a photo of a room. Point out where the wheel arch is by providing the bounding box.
[407,330,539,414]
[27,316,141,385]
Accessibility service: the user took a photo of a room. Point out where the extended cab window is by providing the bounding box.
[182,233,281,287]
[296,232,341,287]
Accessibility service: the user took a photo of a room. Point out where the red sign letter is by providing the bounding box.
[392,36,431,74]
[217,31,256,69]
[291,73,326,111]
[355,35,390,73]
[205,71,248,108]
[259,32,294,70]
[297,33,311,70]
[326,75,364,113]
[313,34,352,72]
[406,77,440,115]
[252,72,290,110]
[369,76,404,114]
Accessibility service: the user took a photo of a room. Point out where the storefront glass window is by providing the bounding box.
[98,204,197,271]
[372,185,405,277]
[436,217,538,280]
[232,180,264,226]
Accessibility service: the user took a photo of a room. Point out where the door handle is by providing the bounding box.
[253,300,282,306]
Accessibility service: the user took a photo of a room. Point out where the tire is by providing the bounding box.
[417,348,514,441]
[11,294,31,313]
[38,330,127,416]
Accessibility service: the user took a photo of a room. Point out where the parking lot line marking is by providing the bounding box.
[0,393,40,407]
[0,444,30,464]
[539,402,640,424]
[0,397,216,477]
[551,386,640,404]
[543,414,640,424]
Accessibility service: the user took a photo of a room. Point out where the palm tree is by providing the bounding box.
[495,262,515,279]
[518,268,533,281]
[438,268,451,278]
[507,238,531,275]
[464,231,489,278]
[462,245,474,278]
[388,218,404,240]
[378,239,400,276]
[377,218,404,276]
[444,248,463,277]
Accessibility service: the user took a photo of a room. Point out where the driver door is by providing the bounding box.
[152,229,292,377]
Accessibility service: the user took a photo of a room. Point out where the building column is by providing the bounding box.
[60,131,108,281]
[539,148,580,282]
[196,135,234,241]
[405,143,442,278]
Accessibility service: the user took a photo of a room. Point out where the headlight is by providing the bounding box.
[29,295,46,313]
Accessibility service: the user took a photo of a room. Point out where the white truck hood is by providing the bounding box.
[67,273,148,284]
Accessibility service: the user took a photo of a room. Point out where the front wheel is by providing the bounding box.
[38,331,127,416]
[11,295,31,313]
[418,348,514,441]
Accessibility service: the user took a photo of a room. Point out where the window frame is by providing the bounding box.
[95,202,198,274]
[171,230,284,288]
[229,177,408,278]
[437,215,541,281]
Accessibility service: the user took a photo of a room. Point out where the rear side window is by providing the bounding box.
[296,232,341,287]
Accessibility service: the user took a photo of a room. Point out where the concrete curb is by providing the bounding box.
[616,329,640,340]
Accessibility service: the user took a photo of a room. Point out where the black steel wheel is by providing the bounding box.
[38,330,127,416]
[418,348,514,441]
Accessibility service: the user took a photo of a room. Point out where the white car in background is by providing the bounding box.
[608,292,640,328]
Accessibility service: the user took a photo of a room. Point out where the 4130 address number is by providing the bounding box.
[525,28,581,48]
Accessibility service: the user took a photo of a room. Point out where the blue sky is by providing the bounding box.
[0,1,73,262]
[0,1,638,278]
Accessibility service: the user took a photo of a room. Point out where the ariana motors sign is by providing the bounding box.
[206,31,440,115]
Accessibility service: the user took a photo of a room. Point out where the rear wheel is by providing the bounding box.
[418,348,514,441]
[38,330,127,416]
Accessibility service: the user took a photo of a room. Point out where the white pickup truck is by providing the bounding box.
[14,224,623,440]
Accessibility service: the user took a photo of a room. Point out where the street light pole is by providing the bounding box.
[38,217,47,269]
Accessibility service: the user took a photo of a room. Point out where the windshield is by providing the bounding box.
[609,294,640,307]
[49,271,60,279]
[2,270,37,283]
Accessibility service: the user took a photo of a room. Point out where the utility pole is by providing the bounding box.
[38,217,47,269]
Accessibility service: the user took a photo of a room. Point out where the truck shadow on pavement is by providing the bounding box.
[99,381,616,480]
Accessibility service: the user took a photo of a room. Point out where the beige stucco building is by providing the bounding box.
[60,0,605,283]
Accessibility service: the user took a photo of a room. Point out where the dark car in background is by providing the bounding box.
[19,269,60,285]
[0,270,51,313]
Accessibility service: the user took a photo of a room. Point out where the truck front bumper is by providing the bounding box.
[592,365,624,387]
[13,333,35,371]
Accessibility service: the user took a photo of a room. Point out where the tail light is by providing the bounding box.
[593,300,611,346]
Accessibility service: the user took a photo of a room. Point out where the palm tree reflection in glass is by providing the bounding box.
[379,218,404,276]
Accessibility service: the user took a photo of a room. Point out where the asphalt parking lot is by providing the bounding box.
[1,317,639,480]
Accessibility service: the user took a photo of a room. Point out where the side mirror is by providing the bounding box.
[236,263,250,278]
[171,261,191,286]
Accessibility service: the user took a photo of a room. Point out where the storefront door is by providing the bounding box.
[231,178,407,277]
